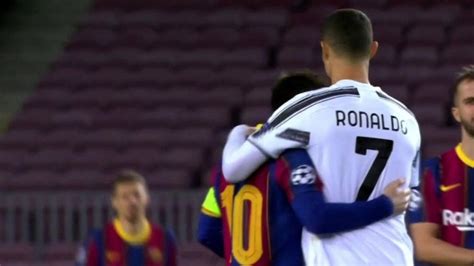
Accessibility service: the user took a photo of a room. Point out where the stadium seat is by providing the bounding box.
[245,86,271,107]
[174,68,218,87]
[42,243,78,261]
[0,244,36,262]
[172,49,223,69]
[197,28,240,49]
[54,51,109,70]
[350,0,387,8]
[241,106,272,125]
[242,8,288,28]
[421,126,459,158]
[113,28,158,50]
[370,66,406,85]
[414,82,450,103]
[430,65,461,84]
[68,28,118,50]
[400,46,438,66]
[79,10,119,28]
[405,25,446,46]
[9,110,55,131]
[22,149,76,170]
[205,8,243,28]
[39,68,90,87]
[184,107,231,128]
[380,84,410,104]
[398,65,436,85]
[80,130,130,150]
[215,67,256,87]
[0,150,28,171]
[0,129,42,150]
[219,48,267,68]
[151,10,206,29]
[372,25,404,46]
[239,26,279,48]
[290,5,337,26]
[58,169,107,188]
[371,44,397,66]
[119,10,160,28]
[155,29,200,49]
[440,44,473,66]
[6,170,63,189]
[282,26,320,47]
[413,5,461,25]
[411,104,446,126]
[450,24,474,43]
[146,168,194,188]
[278,46,316,69]
[370,6,416,26]
[108,147,161,170]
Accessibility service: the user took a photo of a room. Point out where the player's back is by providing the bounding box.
[269,79,420,265]
[214,154,309,266]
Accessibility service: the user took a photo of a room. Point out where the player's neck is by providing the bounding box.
[118,216,147,235]
[460,133,474,160]
[330,58,370,85]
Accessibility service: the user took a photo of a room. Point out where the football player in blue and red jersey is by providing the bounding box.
[408,66,474,265]
[198,72,410,266]
[77,170,177,266]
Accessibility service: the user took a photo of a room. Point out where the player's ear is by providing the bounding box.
[452,106,461,123]
[369,41,379,59]
[321,41,330,62]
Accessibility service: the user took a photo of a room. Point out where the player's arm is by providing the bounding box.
[411,223,474,265]
[223,103,310,183]
[197,187,224,257]
[408,160,474,264]
[277,148,408,235]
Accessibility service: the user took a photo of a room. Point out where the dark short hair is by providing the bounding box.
[451,65,474,106]
[112,169,147,195]
[271,71,328,111]
[322,9,373,61]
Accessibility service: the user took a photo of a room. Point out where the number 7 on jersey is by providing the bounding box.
[355,136,394,201]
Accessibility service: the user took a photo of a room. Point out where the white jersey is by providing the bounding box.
[248,79,421,266]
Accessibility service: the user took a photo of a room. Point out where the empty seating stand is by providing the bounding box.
[0,0,471,191]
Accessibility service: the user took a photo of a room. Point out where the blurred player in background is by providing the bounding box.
[408,66,474,265]
[197,72,411,265]
[221,9,420,265]
[76,170,177,266]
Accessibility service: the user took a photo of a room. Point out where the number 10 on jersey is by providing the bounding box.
[221,185,264,264]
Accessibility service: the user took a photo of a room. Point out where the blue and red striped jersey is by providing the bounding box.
[78,219,177,266]
[212,148,320,266]
[408,144,474,248]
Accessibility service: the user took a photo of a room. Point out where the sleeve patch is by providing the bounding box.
[291,165,316,185]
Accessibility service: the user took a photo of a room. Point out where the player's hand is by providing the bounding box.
[383,178,411,215]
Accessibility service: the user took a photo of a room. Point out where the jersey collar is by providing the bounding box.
[113,218,151,245]
[332,79,381,91]
[455,143,474,168]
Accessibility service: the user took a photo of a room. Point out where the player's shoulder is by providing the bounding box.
[268,85,359,125]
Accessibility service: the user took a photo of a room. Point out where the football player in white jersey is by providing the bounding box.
[221,9,421,265]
